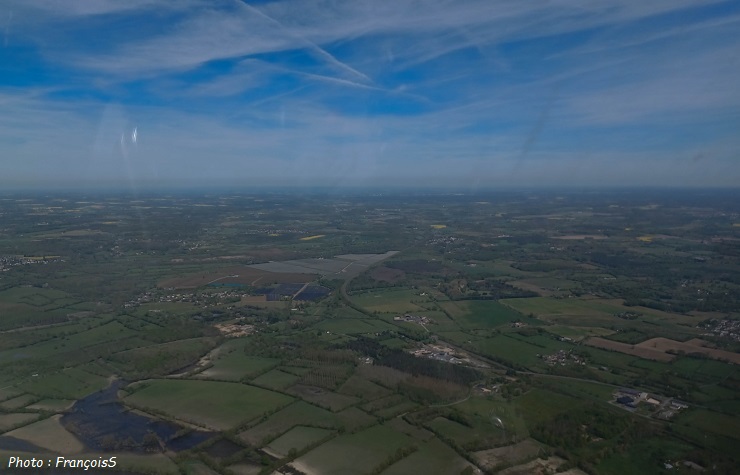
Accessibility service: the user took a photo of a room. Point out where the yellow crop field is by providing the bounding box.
[300,234,326,241]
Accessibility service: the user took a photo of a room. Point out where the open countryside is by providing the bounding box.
[0,190,738,475]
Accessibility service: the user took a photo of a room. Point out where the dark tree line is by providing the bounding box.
[342,337,481,386]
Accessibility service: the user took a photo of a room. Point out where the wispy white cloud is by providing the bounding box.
[1,0,738,188]
[6,0,178,18]
[559,43,740,125]
[551,13,740,59]
[233,0,374,85]
[7,0,724,78]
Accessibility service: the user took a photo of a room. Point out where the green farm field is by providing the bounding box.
[251,369,301,390]
[673,408,740,446]
[264,425,333,457]
[0,320,138,365]
[238,401,338,446]
[513,388,583,426]
[112,337,216,378]
[286,384,359,412]
[0,413,38,432]
[25,398,75,412]
[381,437,473,475]
[474,334,556,369]
[19,366,108,399]
[597,437,695,475]
[5,415,84,453]
[0,300,71,331]
[0,286,77,313]
[125,379,293,430]
[314,318,380,335]
[499,297,626,321]
[290,424,413,475]
[197,353,279,381]
[545,324,615,340]
[439,300,528,329]
[338,374,393,400]
[350,288,429,314]
[0,394,38,410]
[500,297,701,339]
[426,417,479,446]
[373,401,419,419]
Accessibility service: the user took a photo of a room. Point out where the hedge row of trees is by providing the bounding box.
[343,337,481,386]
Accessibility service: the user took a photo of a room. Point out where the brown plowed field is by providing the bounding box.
[585,337,674,361]
[636,337,740,364]
[585,337,740,364]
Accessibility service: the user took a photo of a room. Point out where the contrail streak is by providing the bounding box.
[235,0,373,85]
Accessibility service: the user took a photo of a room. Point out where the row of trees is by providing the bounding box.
[343,337,481,386]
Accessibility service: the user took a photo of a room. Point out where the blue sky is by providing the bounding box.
[1,0,739,190]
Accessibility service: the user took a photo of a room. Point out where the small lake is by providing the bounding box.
[61,380,214,453]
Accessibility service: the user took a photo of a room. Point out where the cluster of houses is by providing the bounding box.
[394,314,433,325]
[427,235,460,246]
[613,388,688,418]
[0,255,61,272]
[700,318,740,342]
[614,311,641,320]
[245,227,303,236]
[411,343,464,365]
[663,460,705,471]
[123,289,245,309]
[409,343,489,368]
[540,349,586,366]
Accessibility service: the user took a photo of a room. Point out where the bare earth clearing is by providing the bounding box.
[585,337,740,364]
[6,415,84,453]
[498,456,569,475]
[474,439,543,470]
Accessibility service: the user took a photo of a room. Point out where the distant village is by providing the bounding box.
[540,349,586,366]
[0,254,62,272]
[123,289,245,309]
[700,318,740,342]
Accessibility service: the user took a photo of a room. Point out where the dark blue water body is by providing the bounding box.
[255,283,330,301]
[0,435,44,452]
[166,430,214,451]
[274,283,305,294]
[294,285,331,301]
[257,283,302,300]
[61,380,215,453]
